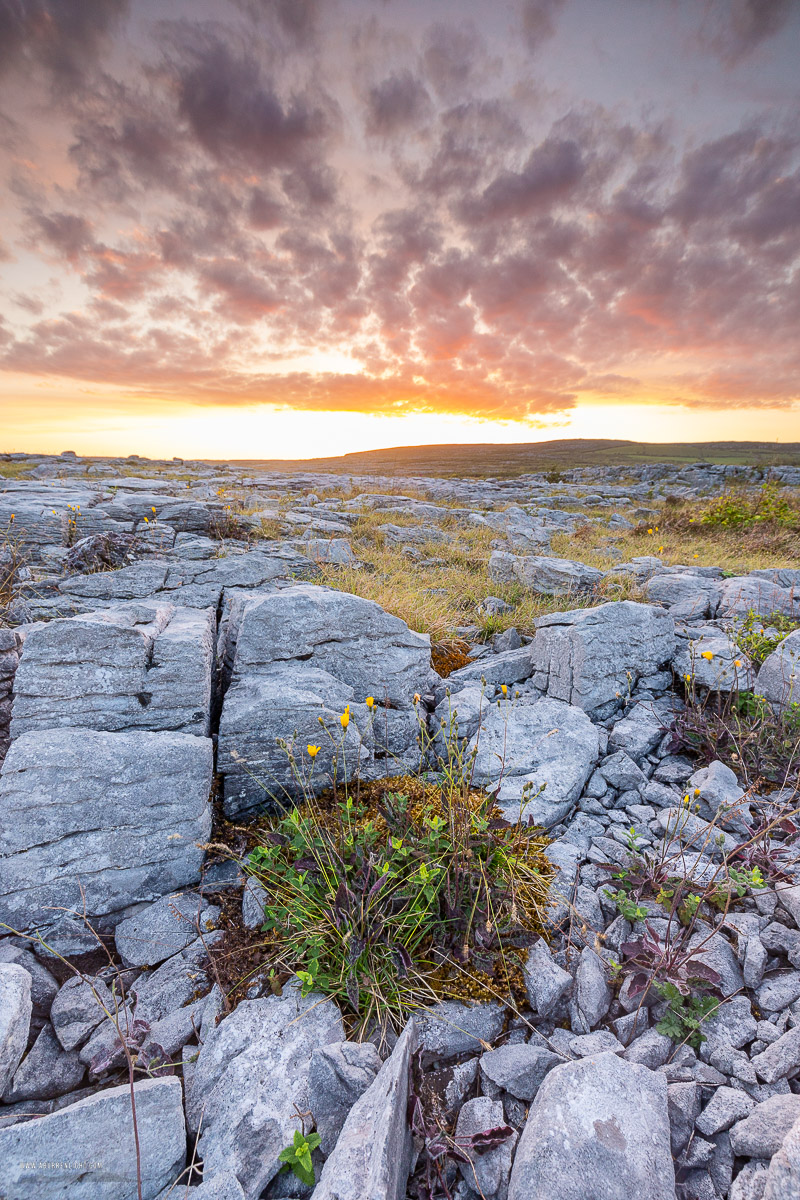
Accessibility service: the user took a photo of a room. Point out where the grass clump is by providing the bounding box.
[245,709,553,1042]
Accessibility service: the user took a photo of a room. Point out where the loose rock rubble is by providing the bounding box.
[0,452,799,1198]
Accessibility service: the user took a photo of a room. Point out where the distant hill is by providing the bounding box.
[224,439,800,478]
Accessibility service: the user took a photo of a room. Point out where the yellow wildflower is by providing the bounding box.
[701,650,714,660]
[734,659,742,668]
[647,528,653,535]
[340,706,350,729]
[501,684,508,696]
[413,692,421,703]
[307,744,320,758]
[365,696,374,708]
[684,673,691,682]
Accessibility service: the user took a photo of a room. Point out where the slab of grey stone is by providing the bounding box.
[479,1043,564,1101]
[570,947,611,1034]
[0,1075,186,1200]
[468,697,600,826]
[186,981,343,1199]
[696,1086,755,1136]
[455,1096,517,1198]
[0,963,32,1095]
[312,1020,416,1200]
[3,1022,85,1102]
[308,1040,383,1155]
[114,892,218,967]
[764,1112,800,1200]
[530,601,676,718]
[11,603,215,739]
[523,938,572,1016]
[415,1001,505,1059]
[729,1095,800,1158]
[50,975,114,1051]
[751,1026,800,1085]
[0,729,213,935]
[508,1051,675,1200]
[131,933,221,1025]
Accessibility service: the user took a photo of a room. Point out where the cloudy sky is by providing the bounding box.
[0,0,798,458]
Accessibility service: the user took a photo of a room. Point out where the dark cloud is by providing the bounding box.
[458,136,585,223]
[166,25,336,170]
[0,0,128,88]
[702,0,793,65]
[365,69,432,136]
[519,0,567,53]
[420,23,485,100]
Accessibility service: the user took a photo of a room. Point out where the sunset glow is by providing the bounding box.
[1,0,799,457]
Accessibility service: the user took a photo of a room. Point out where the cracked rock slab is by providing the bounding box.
[0,728,213,935]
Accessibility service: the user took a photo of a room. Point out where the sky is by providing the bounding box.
[0,0,799,460]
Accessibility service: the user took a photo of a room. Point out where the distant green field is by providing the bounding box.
[226,439,800,478]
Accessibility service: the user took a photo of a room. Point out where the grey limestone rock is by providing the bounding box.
[523,938,573,1016]
[479,1043,564,1102]
[218,585,435,816]
[455,1096,517,1199]
[2,1022,85,1102]
[468,697,600,827]
[530,601,676,718]
[0,1076,186,1200]
[0,964,32,1096]
[114,892,218,967]
[186,981,343,1199]
[0,728,213,936]
[570,947,611,1034]
[11,602,215,739]
[757,630,800,715]
[311,1020,416,1200]
[50,975,114,1051]
[764,1113,800,1200]
[729,1094,800,1157]
[695,1086,755,1136]
[507,554,603,596]
[416,1001,505,1060]
[308,1040,383,1154]
[508,1051,675,1200]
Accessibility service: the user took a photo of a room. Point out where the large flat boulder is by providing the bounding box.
[530,601,675,718]
[217,585,436,816]
[0,728,213,934]
[0,1076,185,1199]
[11,602,215,739]
[508,1051,675,1200]
[503,554,603,596]
[468,697,600,826]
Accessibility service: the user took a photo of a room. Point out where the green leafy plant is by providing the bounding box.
[247,699,553,1040]
[655,982,719,1048]
[605,887,649,922]
[278,1129,322,1187]
[734,609,800,668]
[700,482,799,530]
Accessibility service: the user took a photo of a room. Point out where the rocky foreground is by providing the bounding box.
[0,452,799,1199]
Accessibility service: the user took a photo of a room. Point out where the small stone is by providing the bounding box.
[695,1086,754,1136]
[416,1001,505,1059]
[0,964,32,1095]
[751,1026,800,1084]
[522,939,572,1017]
[455,1096,516,1199]
[479,1044,564,1101]
[667,1081,701,1154]
[570,947,611,1033]
[308,1041,383,1155]
[729,1094,800,1158]
[621,1028,672,1068]
[114,893,218,967]
[3,1023,85,1102]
